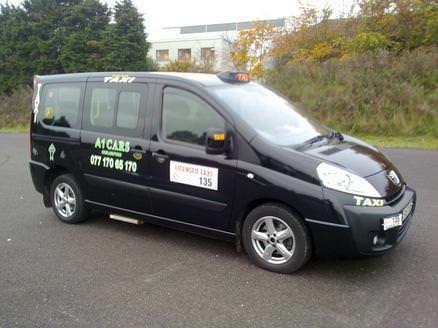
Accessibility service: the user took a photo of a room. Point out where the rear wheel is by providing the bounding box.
[242,203,312,273]
[50,174,88,224]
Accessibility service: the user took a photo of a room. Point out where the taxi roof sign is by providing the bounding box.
[217,71,250,84]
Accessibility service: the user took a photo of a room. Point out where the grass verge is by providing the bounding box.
[0,124,28,133]
[359,135,438,150]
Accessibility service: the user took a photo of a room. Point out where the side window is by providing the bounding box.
[41,84,82,128]
[89,88,117,128]
[116,91,141,129]
[84,83,145,136]
[162,87,225,146]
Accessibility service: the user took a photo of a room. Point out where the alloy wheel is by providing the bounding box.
[54,182,76,218]
[251,216,296,265]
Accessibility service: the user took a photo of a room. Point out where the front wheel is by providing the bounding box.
[242,203,312,273]
[50,174,88,224]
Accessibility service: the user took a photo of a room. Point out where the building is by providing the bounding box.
[149,18,286,72]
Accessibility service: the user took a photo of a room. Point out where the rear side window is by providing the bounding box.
[41,84,82,128]
[116,91,141,129]
[89,88,117,128]
[162,87,225,146]
[84,83,146,136]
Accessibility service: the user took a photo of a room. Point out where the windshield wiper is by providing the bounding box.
[298,135,328,148]
[297,131,343,149]
[327,130,344,141]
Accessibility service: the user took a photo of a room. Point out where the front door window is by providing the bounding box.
[161,87,225,147]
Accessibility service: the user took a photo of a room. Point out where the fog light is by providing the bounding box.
[372,235,379,246]
[372,233,386,247]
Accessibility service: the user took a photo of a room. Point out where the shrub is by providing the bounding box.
[267,47,438,137]
[162,60,215,73]
[0,86,32,129]
[347,32,391,53]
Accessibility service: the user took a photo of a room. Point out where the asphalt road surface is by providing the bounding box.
[1,133,437,328]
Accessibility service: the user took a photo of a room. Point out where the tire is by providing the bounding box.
[50,174,88,224]
[242,203,312,273]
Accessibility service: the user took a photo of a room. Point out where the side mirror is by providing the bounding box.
[205,128,230,155]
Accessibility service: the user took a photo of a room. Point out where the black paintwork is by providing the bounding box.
[29,72,416,257]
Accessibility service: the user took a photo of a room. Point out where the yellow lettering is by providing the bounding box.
[118,140,125,152]
[112,140,119,151]
[374,199,384,206]
[353,196,363,206]
[362,198,372,206]
[95,137,101,149]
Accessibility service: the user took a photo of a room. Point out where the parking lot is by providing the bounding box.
[1,133,437,328]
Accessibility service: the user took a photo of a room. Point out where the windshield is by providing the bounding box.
[211,83,327,146]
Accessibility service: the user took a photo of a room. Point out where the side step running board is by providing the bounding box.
[109,214,143,225]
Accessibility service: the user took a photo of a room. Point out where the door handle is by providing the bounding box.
[152,151,169,164]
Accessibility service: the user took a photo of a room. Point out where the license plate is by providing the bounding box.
[383,215,403,231]
[382,200,414,231]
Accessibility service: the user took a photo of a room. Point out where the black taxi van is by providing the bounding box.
[29,71,416,273]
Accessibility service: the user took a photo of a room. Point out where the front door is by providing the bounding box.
[79,79,152,213]
[148,86,237,231]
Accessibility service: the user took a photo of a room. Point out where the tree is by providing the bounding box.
[271,3,350,64]
[22,0,82,75]
[359,0,438,49]
[0,4,30,94]
[0,0,154,95]
[0,0,110,93]
[0,1,83,93]
[59,0,111,72]
[229,21,276,79]
[270,1,438,64]
[101,0,152,71]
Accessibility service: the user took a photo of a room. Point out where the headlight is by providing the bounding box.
[316,163,381,197]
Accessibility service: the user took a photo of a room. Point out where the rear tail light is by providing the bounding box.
[31,75,38,154]
[29,111,32,153]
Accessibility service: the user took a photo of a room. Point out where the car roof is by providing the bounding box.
[36,72,228,87]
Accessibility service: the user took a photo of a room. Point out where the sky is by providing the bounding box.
[1,0,356,38]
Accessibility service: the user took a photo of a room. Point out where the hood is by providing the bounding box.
[302,137,393,177]
[301,136,405,198]
[250,134,404,199]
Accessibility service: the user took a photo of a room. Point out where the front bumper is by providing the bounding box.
[307,186,416,257]
[344,187,416,255]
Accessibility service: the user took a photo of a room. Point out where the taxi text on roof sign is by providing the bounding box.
[104,75,136,83]
[217,71,250,84]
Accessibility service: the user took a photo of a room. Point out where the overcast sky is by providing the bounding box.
[1,0,356,38]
